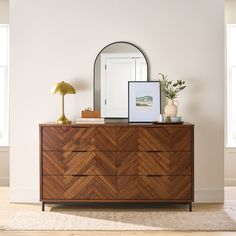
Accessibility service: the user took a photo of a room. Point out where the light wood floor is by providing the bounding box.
[1,187,236,236]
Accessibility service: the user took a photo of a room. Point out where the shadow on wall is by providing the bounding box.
[184,77,202,117]
[71,77,90,92]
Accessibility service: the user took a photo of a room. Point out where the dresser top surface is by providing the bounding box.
[40,122,194,128]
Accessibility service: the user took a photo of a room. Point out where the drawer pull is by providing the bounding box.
[147,174,162,177]
[71,150,88,153]
[72,174,88,177]
[146,151,162,153]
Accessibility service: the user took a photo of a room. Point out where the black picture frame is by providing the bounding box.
[128,81,161,123]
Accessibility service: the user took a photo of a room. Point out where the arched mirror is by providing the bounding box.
[93,41,148,118]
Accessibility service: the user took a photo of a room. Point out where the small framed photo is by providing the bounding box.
[128,81,161,123]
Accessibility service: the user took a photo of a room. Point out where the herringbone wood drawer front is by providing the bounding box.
[117,127,192,151]
[40,123,194,209]
[42,151,116,176]
[117,176,192,200]
[117,152,192,176]
[42,127,116,151]
[117,127,170,151]
[167,127,192,151]
[43,176,116,200]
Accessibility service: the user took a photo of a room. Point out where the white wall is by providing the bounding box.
[10,0,224,203]
[0,0,9,187]
[0,0,9,23]
[225,0,236,186]
[0,147,9,186]
[225,0,236,23]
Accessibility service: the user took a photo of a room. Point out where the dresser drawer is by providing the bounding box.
[117,127,192,151]
[43,176,116,200]
[117,176,192,200]
[42,151,116,175]
[42,127,116,151]
[117,152,192,176]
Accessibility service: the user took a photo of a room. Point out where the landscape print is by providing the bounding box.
[136,90,153,110]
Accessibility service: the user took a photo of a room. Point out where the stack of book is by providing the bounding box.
[75,117,105,124]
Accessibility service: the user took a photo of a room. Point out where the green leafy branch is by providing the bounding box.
[158,73,186,100]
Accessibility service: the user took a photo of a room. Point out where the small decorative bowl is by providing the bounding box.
[170,116,182,123]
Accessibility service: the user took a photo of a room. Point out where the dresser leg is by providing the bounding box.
[189,202,192,212]
[42,202,45,211]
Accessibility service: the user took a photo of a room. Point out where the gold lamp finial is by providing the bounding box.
[50,81,76,124]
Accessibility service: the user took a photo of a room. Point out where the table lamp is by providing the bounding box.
[50,81,76,124]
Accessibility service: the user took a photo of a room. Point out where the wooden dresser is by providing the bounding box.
[40,123,194,211]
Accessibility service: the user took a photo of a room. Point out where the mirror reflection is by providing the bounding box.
[94,42,148,118]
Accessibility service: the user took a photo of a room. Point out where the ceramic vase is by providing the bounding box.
[164,99,178,117]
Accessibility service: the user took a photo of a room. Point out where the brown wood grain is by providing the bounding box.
[43,176,116,200]
[117,152,192,176]
[43,151,116,176]
[168,127,192,151]
[116,127,191,151]
[40,123,194,206]
[42,127,116,151]
[117,127,170,151]
[117,176,192,200]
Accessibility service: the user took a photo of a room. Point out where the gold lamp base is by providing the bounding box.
[50,81,76,125]
[56,114,72,124]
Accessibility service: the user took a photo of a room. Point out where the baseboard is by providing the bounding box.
[0,177,9,186]
[195,188,224,203]
[10,189,39,203]
[224,178,236,186]
[9,188,224,203]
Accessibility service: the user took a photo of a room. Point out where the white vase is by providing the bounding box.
[164,99,178,117]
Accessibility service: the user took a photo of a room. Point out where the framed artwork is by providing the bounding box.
[128,81,161,123]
